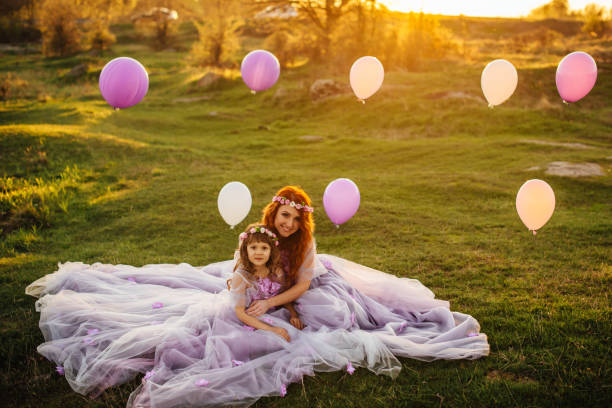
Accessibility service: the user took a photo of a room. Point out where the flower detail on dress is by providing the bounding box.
[347,362,355,375]
[195,379,209,387]
[152,302,163,309]
[126,277,136,282]
[232,359,244,367]
[242,325,255,331]
[467,332,479,337]
[142,370,154,383]
[350,312,356,326]
[83,336,96,345]
[280,384,287,397]
[55,366,64,375]
[399,322,407,332]
[87,328,99,335]
[262,317,274,324]
[255,277,283,300]
[321,258,333,270]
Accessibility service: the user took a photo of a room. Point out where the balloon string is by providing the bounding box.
[114,107,119,111]
[532,230,537,236]
[359,99,365,104]
[230,225,235,229]
[562,100,568,105]
[335,225,339,229]
[251,90,256,95]
[488,104,494,109]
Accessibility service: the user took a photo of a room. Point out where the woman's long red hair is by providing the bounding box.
[260,186,314,284]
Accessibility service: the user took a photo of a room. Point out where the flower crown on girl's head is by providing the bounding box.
[239,226,279,246]
[272,196,314,213]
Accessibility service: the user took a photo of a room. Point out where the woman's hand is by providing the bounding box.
[270,327,290,342]
[290,316,304,330]
[246,299,270,317]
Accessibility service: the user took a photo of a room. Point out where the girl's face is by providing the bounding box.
[247,241,271,267]
[274,205,301,238]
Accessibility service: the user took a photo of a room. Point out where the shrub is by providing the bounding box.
[0,73,29,101]
[263,30,300,68]
[581,4,610,38]
[38,0,82,57]
[191,19,241,67]
[398,12,457,70]
[87,23,116,52]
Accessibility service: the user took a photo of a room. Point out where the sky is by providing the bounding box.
[381,0,612,17]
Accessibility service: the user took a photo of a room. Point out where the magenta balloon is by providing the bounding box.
[99,57,149,109]
[555,51,597,103]
[323,178,360,226]
[240,50,280,92]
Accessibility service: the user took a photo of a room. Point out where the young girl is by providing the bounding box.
[230,223,303,342]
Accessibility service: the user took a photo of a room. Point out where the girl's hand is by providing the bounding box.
[290,316,304,330]
[246,299,270,317]
[271,327,290,342]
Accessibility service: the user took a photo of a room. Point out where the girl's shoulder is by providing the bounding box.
[232,267,254,285]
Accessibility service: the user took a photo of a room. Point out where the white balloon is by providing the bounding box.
[349,56,384,103]
[481,59,518,107]
[515,179,555,235]
[217,182,252,229]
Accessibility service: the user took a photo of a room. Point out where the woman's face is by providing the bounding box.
[274,205,301,238]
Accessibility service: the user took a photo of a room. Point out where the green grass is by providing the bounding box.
[0,23,611,408]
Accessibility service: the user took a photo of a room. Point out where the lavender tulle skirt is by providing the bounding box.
[26,255,489,407]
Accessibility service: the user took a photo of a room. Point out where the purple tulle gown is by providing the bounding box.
[26,242,489,407]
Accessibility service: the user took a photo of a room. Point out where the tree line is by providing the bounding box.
[1,0,610,68]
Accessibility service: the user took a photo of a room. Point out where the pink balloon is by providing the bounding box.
[555,51,597,103]
[99,57,149,109]
[323,178,360,226]
[240,50,280,93]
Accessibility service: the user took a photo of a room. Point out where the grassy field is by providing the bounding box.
[1,21,611,408]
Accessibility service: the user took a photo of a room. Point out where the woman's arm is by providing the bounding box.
[235,306,290,341]
[283,302,304,330]
[246,280,310,316]
[283,303,298,317]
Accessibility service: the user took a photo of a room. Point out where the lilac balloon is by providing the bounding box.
[323,178,360,226]
[99,57,149,109]
[240,50,280,93]
[556,51,597,103]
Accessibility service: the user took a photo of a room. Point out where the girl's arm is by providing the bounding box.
[246,280,310,316]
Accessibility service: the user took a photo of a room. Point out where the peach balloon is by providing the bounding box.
[515,179,555,235]
[349,56,384,103]
[481,59,518,107]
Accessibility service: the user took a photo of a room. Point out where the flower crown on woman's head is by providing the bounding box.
[239,226,279,246]
[272,196,314,213]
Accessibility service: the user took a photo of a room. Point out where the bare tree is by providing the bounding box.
[255,0,360,58]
